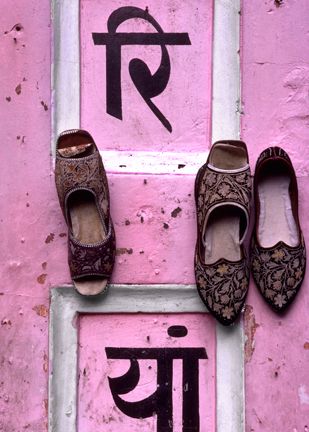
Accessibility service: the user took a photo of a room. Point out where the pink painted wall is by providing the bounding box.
[0,2,51,430]
[79,0,213,284]
[81,0,212,152]
[78,314,215,431]
[0,0,308,430]
[242,1,309,430]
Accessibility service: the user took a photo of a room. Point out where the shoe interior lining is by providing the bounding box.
[258,170,299,248]
[203,205,247,264]
[209,143,248,170]
[68,190,106,245]
[58,133,94,158]
[68,190,108,296]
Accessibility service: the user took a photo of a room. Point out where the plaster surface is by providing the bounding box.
[242,1,309,430]
[78,313,215,431]
[0,1,51,430]
[80,0,212,152]
[0,0,308,430]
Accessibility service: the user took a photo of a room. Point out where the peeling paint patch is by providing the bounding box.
[32,304,48,317]
[244,305,260,363]
[59,232,67,237]
[37,273,47,284]
[171,207,182,218]
[43,353,48,373]
[15,84,21,95]
[298,385,309,405]
[1,318,12,326]
[41,261,47,270]
[273,366,280,378]
[116,247,133,255]
[45,233,55,243]
[304,342,309,350]
[43,399,48,417]
[40,100,48,111]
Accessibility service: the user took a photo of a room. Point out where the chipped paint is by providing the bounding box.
[298,386,309,405]
[45,233,55,244]
[1,318,12,327]
[116,247,133,256]
[37,274,47,284]
[41,100,48,111]
[244,305,260,363]
[171,207,182,218]
[43,352,48,373]
[15,83,22,94]
[32,304,48,318]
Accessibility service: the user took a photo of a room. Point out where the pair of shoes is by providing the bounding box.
[55,129,116,296]
[195,141,306,325]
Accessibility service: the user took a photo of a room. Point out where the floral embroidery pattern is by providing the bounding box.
[196,165,252,227]
[55,152,110,227]
[195,256,250,324]
[69,229,116,279]
[251,236,306,310]
[194,157,252,325]
[55,149,115,279]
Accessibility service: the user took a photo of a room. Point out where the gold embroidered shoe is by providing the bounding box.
[194,140,252,325]
[251,147,306,312]
[55,129,116,296]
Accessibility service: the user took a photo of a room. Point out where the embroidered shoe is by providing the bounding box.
[55,129,116,296]
[251,147,306,312]
[194,140,252,325]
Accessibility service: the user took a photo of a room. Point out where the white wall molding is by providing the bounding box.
[51,0,80,155]
[50,0,245,430]
[212,0,241,142]
[49,285,244,432]
[212,1,245,430]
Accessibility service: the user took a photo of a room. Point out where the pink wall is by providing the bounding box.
[78,313,215,431]
[0,1,51,430]
[242,1,309,430]
[81,0,212,152]
[0,0,308,430]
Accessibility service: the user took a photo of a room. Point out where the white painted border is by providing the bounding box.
[50,0,244,430]
[51,0,80,156]
[211,1,245,430]
[212,0,241,142]
[49,286,244,432]
[50,0,210,172]
[99,150,208,175]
